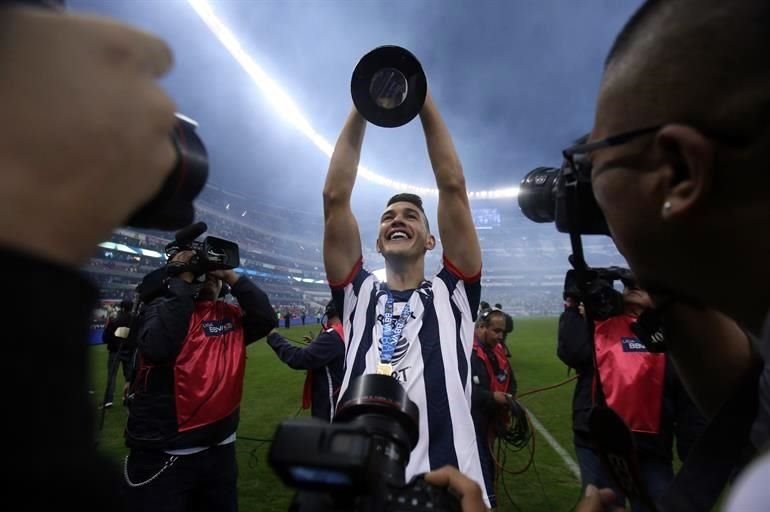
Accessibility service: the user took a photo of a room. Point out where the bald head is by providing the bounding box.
[587,0,770,330]
[598,0,770,139]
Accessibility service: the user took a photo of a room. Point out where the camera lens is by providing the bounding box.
[127,114,208,230]
[517,166,561,224]
[335,374,419,446]
[334,374,419,485]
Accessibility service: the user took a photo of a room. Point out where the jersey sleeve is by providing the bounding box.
[437,255,482,322]
[329,257,372,334]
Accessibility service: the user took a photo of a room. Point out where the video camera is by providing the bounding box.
[164,221,240,276]
[268,374,460,512]
[563,266,636,320]
[135,222,239,303]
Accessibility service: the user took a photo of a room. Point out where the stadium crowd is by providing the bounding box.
[86,185,587,331]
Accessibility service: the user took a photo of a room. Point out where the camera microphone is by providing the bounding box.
[173,221,208,246]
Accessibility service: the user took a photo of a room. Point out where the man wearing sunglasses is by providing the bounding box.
[574,0,770,511]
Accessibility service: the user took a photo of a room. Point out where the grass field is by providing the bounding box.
[89,316,585,511]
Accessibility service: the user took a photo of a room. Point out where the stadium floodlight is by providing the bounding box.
[98,242,163,258]
[186,0,518,200]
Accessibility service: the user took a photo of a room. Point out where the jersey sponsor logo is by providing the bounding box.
[390,366,411,383]
[202,319,235,337]
[621,336,648,352]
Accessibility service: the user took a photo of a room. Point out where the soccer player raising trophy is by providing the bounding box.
[323,46,490,507]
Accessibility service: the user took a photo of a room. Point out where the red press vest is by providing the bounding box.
[593,314,666,434]
[473,339,512,394]
[174,300,246,432]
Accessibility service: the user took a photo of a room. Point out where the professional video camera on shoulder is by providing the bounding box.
[563,266,636,320]
[135,222,240,304]
[268,374,460,512]
[164,221,240,277]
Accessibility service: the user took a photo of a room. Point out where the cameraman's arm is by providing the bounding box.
[267,330,344,370]
[664,303,756,417]
[557,308,593,371]
[227,274,278,343]
[135,277,196,363]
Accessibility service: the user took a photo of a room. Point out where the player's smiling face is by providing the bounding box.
[376,201,434,261]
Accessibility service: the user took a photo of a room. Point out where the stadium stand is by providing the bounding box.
[85,184,626,339]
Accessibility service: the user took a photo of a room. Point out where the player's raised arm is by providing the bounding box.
[323,107,366,284]
[419,92,481,278]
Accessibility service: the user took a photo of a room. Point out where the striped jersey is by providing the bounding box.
[331,257,487,504]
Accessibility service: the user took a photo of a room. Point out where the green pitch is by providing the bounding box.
[89,317,584,511]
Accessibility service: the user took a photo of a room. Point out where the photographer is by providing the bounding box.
[102,299,134,408]
[572,1,770,510]
[266,300,345,421]
[470,308,517,509]
[558,282,705,511]
[123,251,276,511]
[0,2,177,508]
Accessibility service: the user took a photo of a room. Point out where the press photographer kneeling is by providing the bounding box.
[123,223,277,512]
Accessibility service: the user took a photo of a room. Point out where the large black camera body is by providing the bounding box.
[269,374,460,512]
[517,141,628,321]
[563,266,635,320]
[136,222,240,303]
[164,222,240,276]
[518,164,609,236]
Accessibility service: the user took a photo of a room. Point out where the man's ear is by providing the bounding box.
[655,124,715,219]
[425,234,436,251]
[375,237,382,253]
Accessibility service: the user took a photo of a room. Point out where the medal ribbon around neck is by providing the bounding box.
[380,287,413,371]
